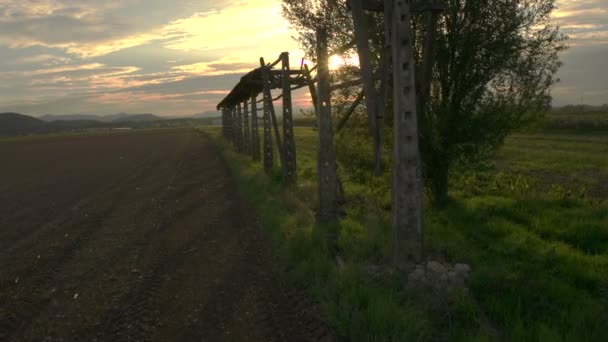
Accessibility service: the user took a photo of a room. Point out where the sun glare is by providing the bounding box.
[328,54,359,70]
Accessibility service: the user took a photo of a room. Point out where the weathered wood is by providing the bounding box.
[303,64,319,126]
[329,75,381,92]
[270,69,305,76]
[260,57,285,170]
[236,103,244,152]
[316,28,339,222]
[227,107,234,141]
[225,108,231,139]
[349,0,446,12]
[281,52,297,185]
[336,90,365,132]
[392,0,425,268]
[221,108,226,138]
[261,88,274,172]
[251,94,261,161]
[231,106,238,148]
[243,99,251,155]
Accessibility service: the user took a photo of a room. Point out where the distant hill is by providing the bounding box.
[0,113,47,137]
[40,113,164,123]
[192,111,221,119]
[0,112,217,138]
[110,113,162,123]
[40,114,103,122]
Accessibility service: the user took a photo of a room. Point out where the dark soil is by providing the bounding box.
[0,129,335,342]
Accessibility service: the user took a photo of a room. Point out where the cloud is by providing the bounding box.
[0,0,233,57]
[553,0,608,46]
[163,2,296,52]
[16,54,70,65]
[171,58,255,76]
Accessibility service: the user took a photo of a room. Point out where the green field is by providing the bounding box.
[202,124,608,341]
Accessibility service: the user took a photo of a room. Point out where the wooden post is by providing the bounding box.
[236,103,244,152]
[231,106,238,148]
[221,108,226,138]
[316,28,339,222]
[222,108,226,137]
[243,99,251,155]
[350,0,383,176]
[226,108,233,141]
[281,52,297,184]
[261,86,274,172]
[392,0,425,268]
[251,94,261,161]
[260,57,285,170]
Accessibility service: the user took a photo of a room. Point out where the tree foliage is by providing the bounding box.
[282,0,567,206]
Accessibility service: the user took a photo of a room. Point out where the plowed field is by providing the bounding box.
[0,129,333,342]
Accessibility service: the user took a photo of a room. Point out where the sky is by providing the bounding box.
[0,0,606,117]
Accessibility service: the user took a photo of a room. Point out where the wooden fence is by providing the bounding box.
[216,0,445,269]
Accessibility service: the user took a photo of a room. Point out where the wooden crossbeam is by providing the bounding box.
[260,57,285,171]
[350,0,446,12]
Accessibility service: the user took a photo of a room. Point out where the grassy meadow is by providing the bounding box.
[200,110,608,341]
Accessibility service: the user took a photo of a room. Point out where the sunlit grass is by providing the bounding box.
[200,126,608,341]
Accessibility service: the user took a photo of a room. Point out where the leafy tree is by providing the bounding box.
[282,0,567,207]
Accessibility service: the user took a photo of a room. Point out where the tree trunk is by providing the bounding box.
[429,157,450,208]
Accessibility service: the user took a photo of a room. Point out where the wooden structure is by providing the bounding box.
[217,0,444,269]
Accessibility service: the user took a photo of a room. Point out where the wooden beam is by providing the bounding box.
[236,103,244,152]
[336,90,365,132]
[316,27,339,223]
[349,0,446,12]
[227,107,234,142]
[330,78,363,91]
[270,69,304,76]
[281,52,297,185]
[303,64,319,126]
[251,94,261,161]
[243,100,251,155]
[260,57,285,171]
[230,106,238,148]
[392,0,425,268]
[261,87,274,172]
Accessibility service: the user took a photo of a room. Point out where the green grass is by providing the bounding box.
[201,126,608,341]
[499,133,608,173]
[543,110,608,133]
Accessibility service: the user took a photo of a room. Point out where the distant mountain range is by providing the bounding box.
[0,112,220,138]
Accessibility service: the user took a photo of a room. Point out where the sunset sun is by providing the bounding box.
[328,54,360,70]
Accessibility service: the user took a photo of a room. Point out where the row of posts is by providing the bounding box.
[220,53,297,185]
[219,0,425,268]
